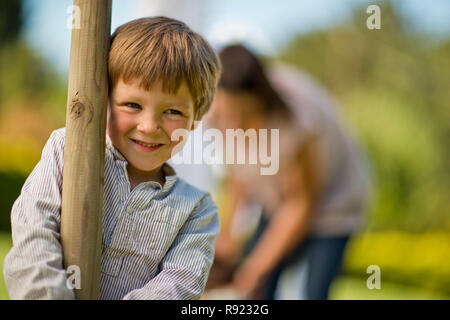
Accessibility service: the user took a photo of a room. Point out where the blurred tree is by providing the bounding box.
[0,40,66,109]
[0,0,24,46]
[0,0,66,231]
[0,171,25,232]
[278,1,450,231]
[0,0,66,116]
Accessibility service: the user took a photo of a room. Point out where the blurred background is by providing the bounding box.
[0,0,449,299]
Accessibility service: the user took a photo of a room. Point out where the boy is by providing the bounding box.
[3,17,221,300]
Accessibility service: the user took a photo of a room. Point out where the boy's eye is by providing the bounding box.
[165,109,182,115]
[126,103,141,109]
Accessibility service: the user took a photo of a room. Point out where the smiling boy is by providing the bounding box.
[4,17,221,300]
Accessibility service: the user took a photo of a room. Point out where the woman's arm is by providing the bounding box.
[230,136,322,296]
[214,171,249,264]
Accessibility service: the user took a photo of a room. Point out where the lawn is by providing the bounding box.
[329,275,450,300]
[0,232,12,300]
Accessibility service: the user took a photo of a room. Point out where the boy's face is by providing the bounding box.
[107,78,195,176]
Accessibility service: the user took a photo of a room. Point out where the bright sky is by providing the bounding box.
[23,0,450,74]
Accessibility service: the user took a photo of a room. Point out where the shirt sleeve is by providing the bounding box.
[122,194,220,300]
[3,129,75,300]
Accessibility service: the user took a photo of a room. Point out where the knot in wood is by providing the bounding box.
[70,101,85,119]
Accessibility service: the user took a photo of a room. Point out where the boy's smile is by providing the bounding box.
[107,78,195,185]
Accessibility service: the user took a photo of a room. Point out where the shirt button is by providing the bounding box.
[126,206,133,214]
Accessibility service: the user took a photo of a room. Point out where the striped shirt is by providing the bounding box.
[3,128,220,300]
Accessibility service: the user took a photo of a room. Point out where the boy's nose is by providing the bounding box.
[137,115,161,134]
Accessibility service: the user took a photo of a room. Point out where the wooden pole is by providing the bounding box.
[60,0,112,300]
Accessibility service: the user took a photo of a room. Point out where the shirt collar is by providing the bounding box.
[160,162,178,192]
[106,133,127,161]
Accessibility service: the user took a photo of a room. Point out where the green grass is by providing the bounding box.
[0,232,12,300]
[329,276,450,300]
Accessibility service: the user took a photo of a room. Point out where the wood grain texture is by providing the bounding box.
[60,0,111,300]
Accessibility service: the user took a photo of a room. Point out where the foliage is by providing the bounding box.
[0,232,12,299]
[0,0,23,45]
[343,231,450,294]
[0,171,25,232]
[0,39,67,117]
[0,0,66,230]
[330,275,450,300]
[278,2,450,231]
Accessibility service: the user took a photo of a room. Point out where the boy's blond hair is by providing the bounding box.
[108,16,221,120]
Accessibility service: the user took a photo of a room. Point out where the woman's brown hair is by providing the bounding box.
[218,44,291,116]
